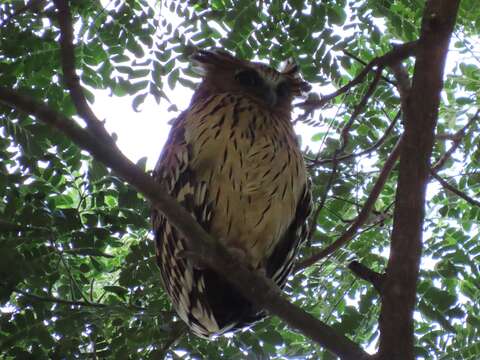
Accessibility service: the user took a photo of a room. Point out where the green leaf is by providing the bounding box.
[103,285,128,298]
[132,92,147,112]
[126,35,144,58]
[168,68,180,90]
[327,5,346,25]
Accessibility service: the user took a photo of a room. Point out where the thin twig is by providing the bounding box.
[453,31,480,65]
[157,322,188,358]
[296,135,404,271]
[432,109,480,171]
[50,238,92,304]
[339,67,384,153]
[310,110,401,166]
[343,49,394,85]
[324,279,357,323]
[306,69,385,239]
[12,287,107,308]
[307,153,340,243]
[10,286,147,311]
[431,170,480,207]
[296,41,418,111]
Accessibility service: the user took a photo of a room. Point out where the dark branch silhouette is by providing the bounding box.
[431,171,480,208]
[309,110,400,166]
[53,0,113,144]
[432,109,480,172]
[296,41,418,112]
[348,261,385,293]
[9,286,145,311]
[296,135,404,271]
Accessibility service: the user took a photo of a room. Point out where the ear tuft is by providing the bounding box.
[279,59,299,75]
[280,59,311,95]
[191,48,247,76]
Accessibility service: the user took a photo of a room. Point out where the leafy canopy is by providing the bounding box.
[1,0,479,359]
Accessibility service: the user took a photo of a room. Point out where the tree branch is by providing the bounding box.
[296,135,404,271]
[431,170,480,208]
[0,87,369,360]
[53,0,113,143]
[348,261,385,293]
[343,49,394,86]
[431,109,480,172]
[377,2,460,359]
[310,110,400,166]
[12,287,105,308]
[156,322,188,358]
[10,286,147,311]
[296,41,418,111]
[339,67,384,153]
[305,68,386,243]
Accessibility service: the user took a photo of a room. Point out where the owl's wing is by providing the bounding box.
[152,111,262,337]
[151,112,220,336]
[232,181,312,331]
[152,110,311,336]
[266,180,312,288]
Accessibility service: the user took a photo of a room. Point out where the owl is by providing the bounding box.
[152,49,311,338]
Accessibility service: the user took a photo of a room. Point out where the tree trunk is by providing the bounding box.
[378,1,460,359]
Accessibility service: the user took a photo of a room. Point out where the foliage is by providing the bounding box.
[0,0,479,359]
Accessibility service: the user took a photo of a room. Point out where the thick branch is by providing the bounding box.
[296,135,403,271]
[0,88,369,360]
[348,261,385,293]
[377,2,460,359]
[431,171,480,208]
[53,0,113,143]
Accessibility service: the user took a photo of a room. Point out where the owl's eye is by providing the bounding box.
[235,69,262,87]
[276,81,291,98]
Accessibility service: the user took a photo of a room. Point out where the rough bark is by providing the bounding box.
[377,1,460,359]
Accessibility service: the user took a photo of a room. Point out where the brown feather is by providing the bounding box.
[152,49,311,337]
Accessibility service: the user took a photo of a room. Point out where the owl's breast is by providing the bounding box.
[184,94,307,268]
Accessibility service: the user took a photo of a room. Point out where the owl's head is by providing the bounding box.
[191,49,311,112]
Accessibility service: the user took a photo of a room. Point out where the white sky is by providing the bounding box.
[91,87,191,170]
[91,81,333,171]
[92,0,337,171]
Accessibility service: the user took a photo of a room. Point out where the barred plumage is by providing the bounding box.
[152,49,312,338]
